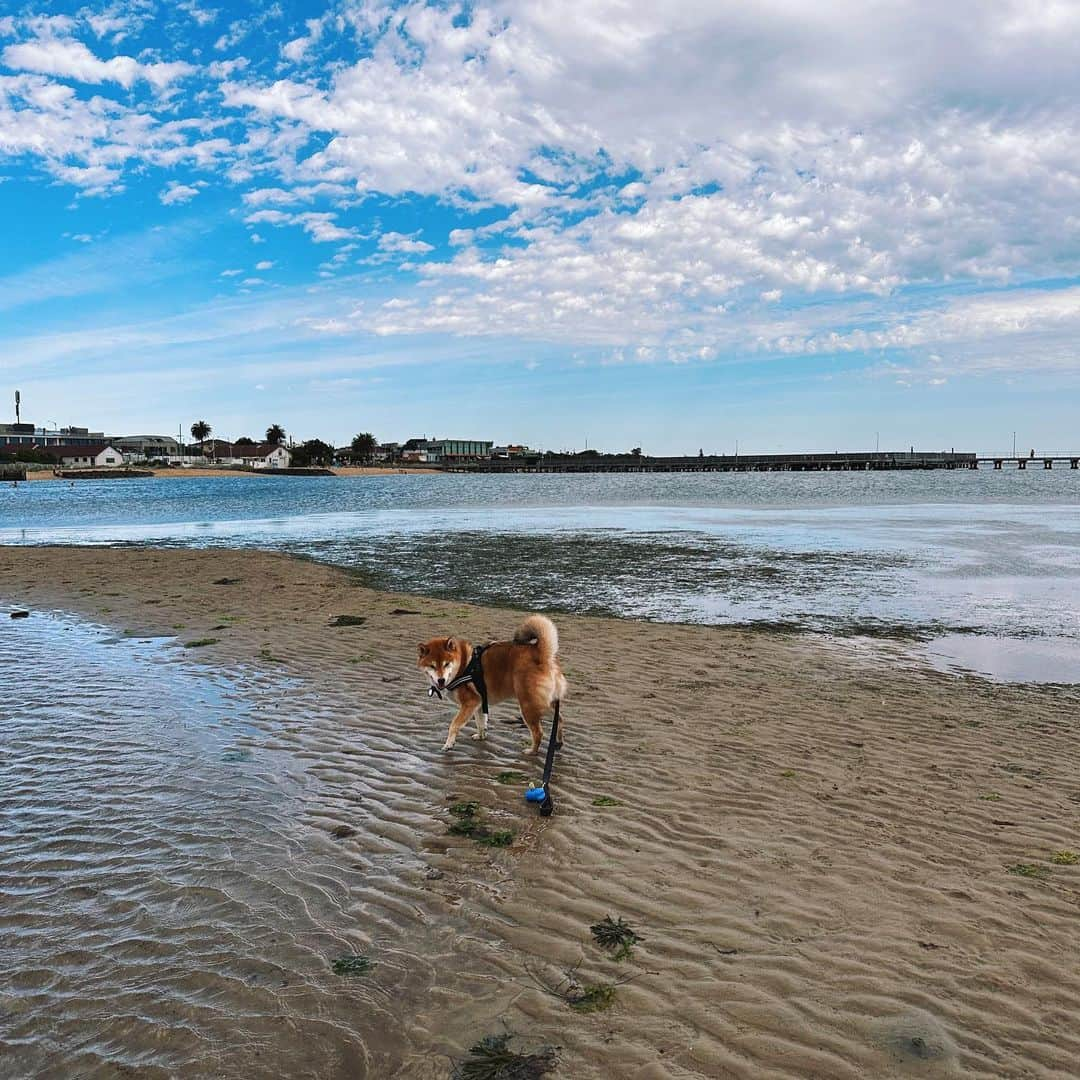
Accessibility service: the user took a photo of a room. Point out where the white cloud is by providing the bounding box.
[3,36,194,90]
[177,1,219,28]
[281,17,325,63]
[4,1,1080,378]
[378,232,434,254]
[245,208,357,243]
[255,259,274,270]
[159,181,200,205]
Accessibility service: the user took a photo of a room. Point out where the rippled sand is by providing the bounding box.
[2,547,1080,1078]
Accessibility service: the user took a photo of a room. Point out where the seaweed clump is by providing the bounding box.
[332,953,374,976]
[590,915,641,961]
[447,802,514,848]
[453,1034,556,1080]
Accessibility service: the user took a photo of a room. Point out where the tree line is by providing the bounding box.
[188,422,379,465]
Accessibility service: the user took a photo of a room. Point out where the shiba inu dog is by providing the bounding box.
[418,614,568,753]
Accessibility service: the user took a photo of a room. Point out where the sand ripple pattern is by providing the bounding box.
[0,613,482,1079]
[4,549,1080,1079]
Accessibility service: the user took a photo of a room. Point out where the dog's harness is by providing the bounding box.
[428,644,489,716]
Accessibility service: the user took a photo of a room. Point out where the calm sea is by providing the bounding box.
[3,470,1079,680]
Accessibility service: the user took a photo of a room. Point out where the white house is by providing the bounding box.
[242,443,292,470]
[38,443,124,468]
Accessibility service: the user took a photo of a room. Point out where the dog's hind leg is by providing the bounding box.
[520,702,545,755]
[553,700,564,749]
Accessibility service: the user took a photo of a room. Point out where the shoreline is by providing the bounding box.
[3,546,1080,1077]
[20,464,443,480]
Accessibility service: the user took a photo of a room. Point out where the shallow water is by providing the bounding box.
[0,608,485,1078]
[2,470,1078,680]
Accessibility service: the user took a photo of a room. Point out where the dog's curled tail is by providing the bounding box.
[514,613,559,662]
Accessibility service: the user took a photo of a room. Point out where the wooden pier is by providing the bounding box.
[447,451,980,474]
[978,456,1080,470]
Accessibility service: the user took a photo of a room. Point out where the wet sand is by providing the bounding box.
[2,546,1080,1078]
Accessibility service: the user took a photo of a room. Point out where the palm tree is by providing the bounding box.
[191,420,211,458]
[350,432,377,464]
[266,424,286,445]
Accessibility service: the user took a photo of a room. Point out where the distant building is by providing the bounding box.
[34,443,124,468]
[418,438,493,463]
[199,439,247,465]
[109,434,181,461]
[492,444,531,459]
[0,423,36,447]
[241,443,292,470]
[0,423,106,448]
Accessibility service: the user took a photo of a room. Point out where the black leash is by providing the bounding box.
[526,700,561,817]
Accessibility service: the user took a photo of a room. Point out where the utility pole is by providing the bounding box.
[1012,431,1016,457]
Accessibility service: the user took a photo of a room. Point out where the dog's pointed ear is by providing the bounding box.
[417,642,429,657]
[445,637,455,650]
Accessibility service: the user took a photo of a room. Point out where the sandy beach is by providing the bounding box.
[3,546,1080,1078]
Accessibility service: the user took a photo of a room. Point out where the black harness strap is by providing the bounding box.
[429,644,489,715]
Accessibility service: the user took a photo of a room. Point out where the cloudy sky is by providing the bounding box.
[2,0,1078,453]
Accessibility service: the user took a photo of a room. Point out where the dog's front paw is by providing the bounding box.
[522,745,539,756]
[471,732,487,741]
[441,741,455,752]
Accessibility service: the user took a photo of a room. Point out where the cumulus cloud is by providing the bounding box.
[4,1,1080,376]
[3,36,193,89]
[245,207,357,243]
[159,181,200,205]
[378,232,434,254]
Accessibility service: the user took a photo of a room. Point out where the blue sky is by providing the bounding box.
[2,0,1079,454]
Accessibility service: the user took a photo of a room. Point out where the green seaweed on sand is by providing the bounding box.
[332,953,374,976]
[978,793,1002,801]
[330,614,367,627]
[590,915,641,961]
[1006,863,1050,879]
[452,1033,556,1080]
[496,771,527,785]
[446,802,514,847]
[475,829,514,847]
[1051,850,1079,865]
[591,796,621,807]
[184,637,220,648]
[568,983,616,1013]
[447,819,514,847]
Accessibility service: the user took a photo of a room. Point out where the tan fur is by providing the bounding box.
[418,614,568,754]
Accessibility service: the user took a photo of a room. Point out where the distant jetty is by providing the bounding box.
[448,451,980,473]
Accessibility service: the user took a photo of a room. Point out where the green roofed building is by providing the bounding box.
[423,439,493,462]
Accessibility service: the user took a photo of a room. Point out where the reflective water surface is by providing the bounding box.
[0,609,481,1078]
[2,470,1078,680]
